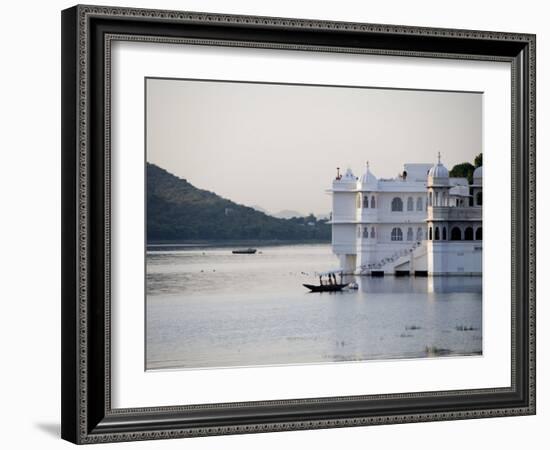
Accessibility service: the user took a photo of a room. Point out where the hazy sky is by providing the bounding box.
[146,78,482,216]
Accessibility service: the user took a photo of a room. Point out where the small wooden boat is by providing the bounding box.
[303,283,348,293]
[303,269,348,292]
[232,248,257,254]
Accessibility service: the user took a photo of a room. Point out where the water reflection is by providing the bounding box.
[426,276,483,294]
[146,244,482,370]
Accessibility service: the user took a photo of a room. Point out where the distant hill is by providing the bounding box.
[147,163,331,242]
[272,209,304,219]
[250,205,269,214]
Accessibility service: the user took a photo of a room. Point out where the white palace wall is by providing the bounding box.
[329,162,482,277]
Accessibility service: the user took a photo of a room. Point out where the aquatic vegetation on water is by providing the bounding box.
[425,346,452,356]
[146,245,482,370]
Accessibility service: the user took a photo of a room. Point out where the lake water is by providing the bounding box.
[146,243,482,370]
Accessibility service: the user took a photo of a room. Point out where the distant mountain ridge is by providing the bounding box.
[147,163,331,242]
[272,209,304,219]
[251,206,330,220]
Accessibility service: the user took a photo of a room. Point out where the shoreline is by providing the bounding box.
[147,239,331,250]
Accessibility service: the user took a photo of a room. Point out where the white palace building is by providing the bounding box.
[329,154,482,276]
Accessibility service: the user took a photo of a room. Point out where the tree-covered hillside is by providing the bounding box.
[147,163,331,242]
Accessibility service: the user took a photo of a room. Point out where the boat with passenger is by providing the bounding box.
[303,270,348,292]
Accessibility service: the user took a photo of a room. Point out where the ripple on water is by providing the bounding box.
[145,244,482,370]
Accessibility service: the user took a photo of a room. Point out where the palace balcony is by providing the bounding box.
[428,206,482,221]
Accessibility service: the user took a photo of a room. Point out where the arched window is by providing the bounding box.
[371,227,376,238]
[417,227,423,241]
[442,227,447,240]
[357,226,361,237]
[371,196,376,208]
[476,191,482,206]
[451,227,462,241]
[363,195,369,208]
[428,192,433,207]
[435,192,439,206]
[476,227,482,240]
[416,197,423,211]
[407,227,413,241]
[391,227,403,241]
[435,227,440,240]
[407,197,414,211]
[429,227,433,240]
[464,227,474,241]
[363,227,369,238]
[391,197,403,212]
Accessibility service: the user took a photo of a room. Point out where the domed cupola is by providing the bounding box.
[428,152,449,186]
[342,168,356,181]
[473,166,483,185]
[359,161,378,189]
[333,167,357,190]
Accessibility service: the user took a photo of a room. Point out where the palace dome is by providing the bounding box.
[341,168,357,181]
[428,163,449,179]
[333,167,357,190]
[473,166,483,182]
[427,153,449,185]
[359,163,377,187]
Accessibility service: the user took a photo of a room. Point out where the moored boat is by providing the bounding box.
[232,248,257,254]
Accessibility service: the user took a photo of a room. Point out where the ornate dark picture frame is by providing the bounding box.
[61,4,536,444]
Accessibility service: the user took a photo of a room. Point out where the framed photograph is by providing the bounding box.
[61,5,536,444]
